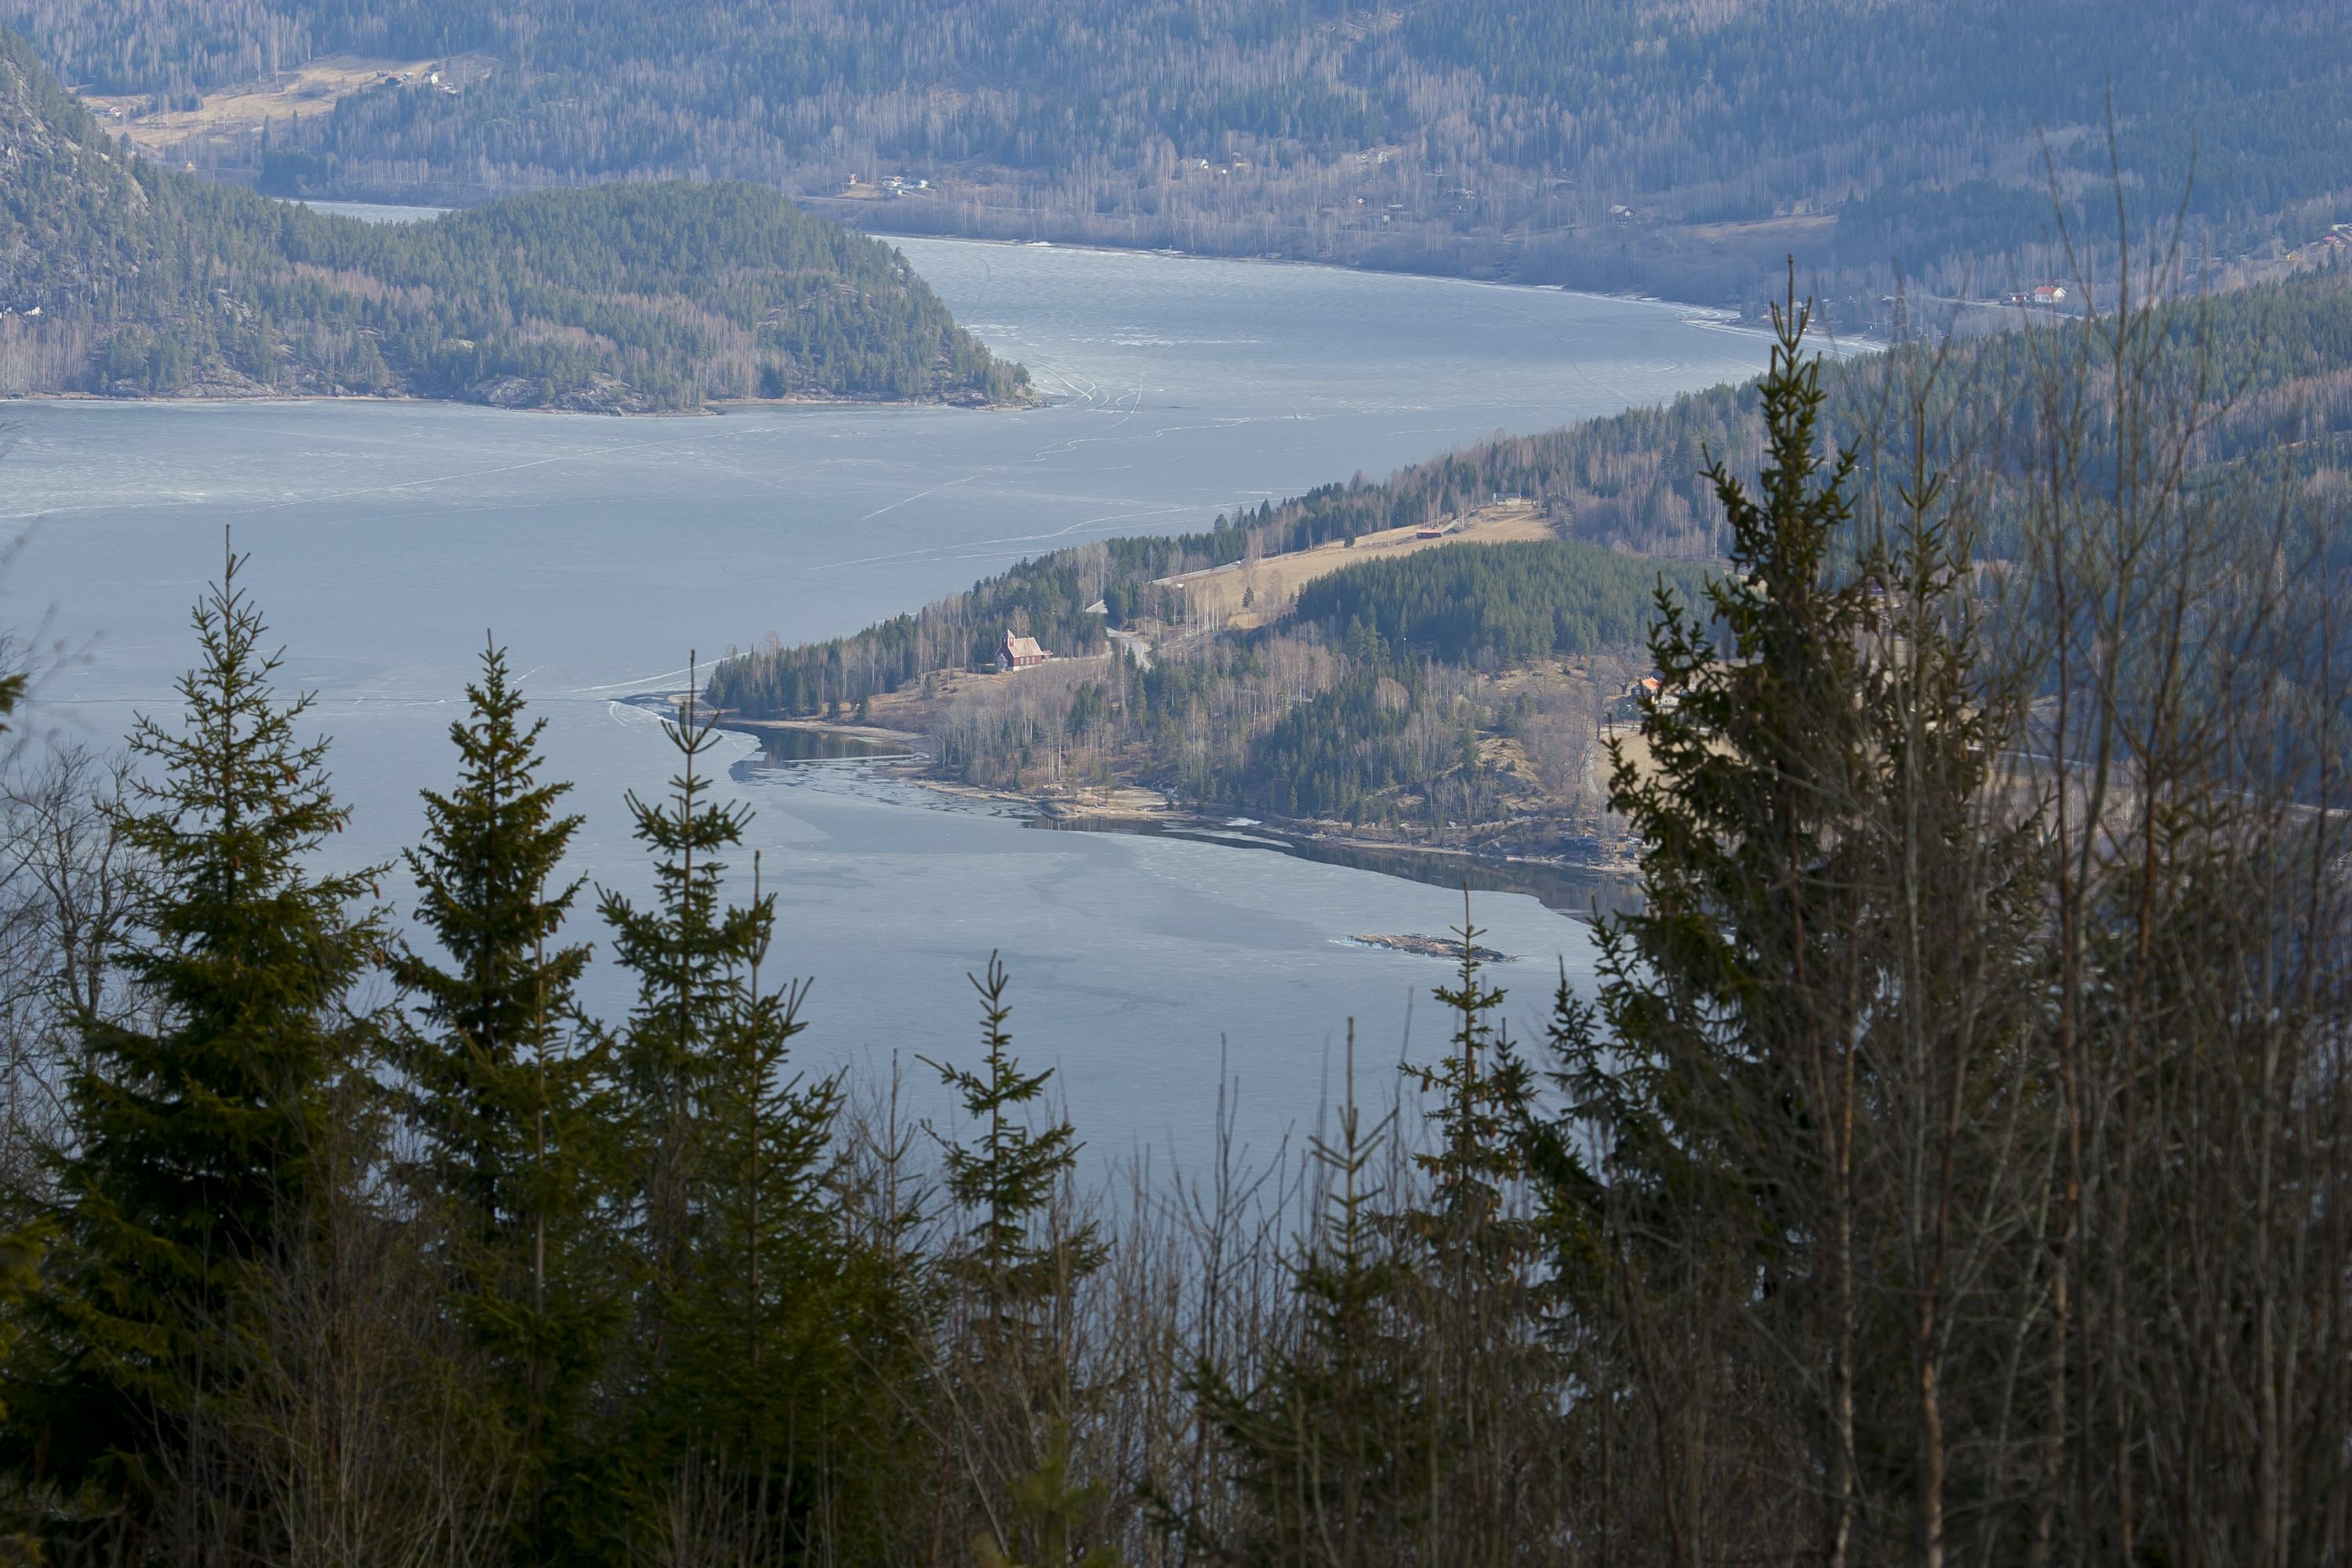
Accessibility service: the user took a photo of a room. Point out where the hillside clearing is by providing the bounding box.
[1156,499,1558,630]
[80,56,445,156]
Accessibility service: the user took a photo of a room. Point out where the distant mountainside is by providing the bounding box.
[0,28,1027,411]
[5,0,2347,318]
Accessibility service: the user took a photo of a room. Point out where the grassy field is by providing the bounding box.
[83,54,448,160]
[1155,499,1559,630]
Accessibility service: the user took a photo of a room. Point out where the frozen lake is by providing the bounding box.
[0,235,1775,1173]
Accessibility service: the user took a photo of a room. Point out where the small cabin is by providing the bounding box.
[998,633,1049,672]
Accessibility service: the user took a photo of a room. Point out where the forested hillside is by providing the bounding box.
[1189,256,2352,565]
[707,520,1709,851]
[0,27,1026,408]
[1289,539,1684,668]
[6,0,2347,316]
[706,260,2352,848]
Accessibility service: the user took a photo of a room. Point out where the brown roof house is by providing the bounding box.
[998,632,1050,671]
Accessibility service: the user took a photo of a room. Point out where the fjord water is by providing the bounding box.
[1,237,1771,1171]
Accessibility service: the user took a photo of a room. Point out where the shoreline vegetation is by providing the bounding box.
[60,189,1774,340]
[0,27,1031,413]
[56,156,2328,350]
[706,710,1640,916]
[3,382,1038,416]
[7,215,1759,421]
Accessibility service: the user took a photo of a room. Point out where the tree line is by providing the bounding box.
[1290,539,1703,670]
[0,270,2346,1563]
[0,27,1026,408]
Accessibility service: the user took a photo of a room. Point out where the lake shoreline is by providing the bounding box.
[260,190,1765,326]
[879,231,1751,321]
[710,711,1638,909]
[2,386,1039,418]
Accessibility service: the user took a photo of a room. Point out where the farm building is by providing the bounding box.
[998,633,1049,671]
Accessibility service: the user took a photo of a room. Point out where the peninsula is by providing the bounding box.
[703,260,2352,865]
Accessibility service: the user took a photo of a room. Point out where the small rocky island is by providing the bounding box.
[1352,933,1511,963]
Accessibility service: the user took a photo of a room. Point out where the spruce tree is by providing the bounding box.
[598,672,859,1558]
[660,848,870,1551]
[925,958,1112,1568]
[1,544,380,1523]
[394,636,616,1551]
[1408,891,1521,1238]
[1398,895,1552,1559]
[1507,280,2027,1565]
[397,635,590,1243]
[602,670,767,1299]
[926,953,1095,1298]
[1514,283,1883,1566]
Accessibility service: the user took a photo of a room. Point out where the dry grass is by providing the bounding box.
[1159,499,1558,630]
[82,56,445,156]
[858,664,1022,731]
[1671,213,1839,245]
